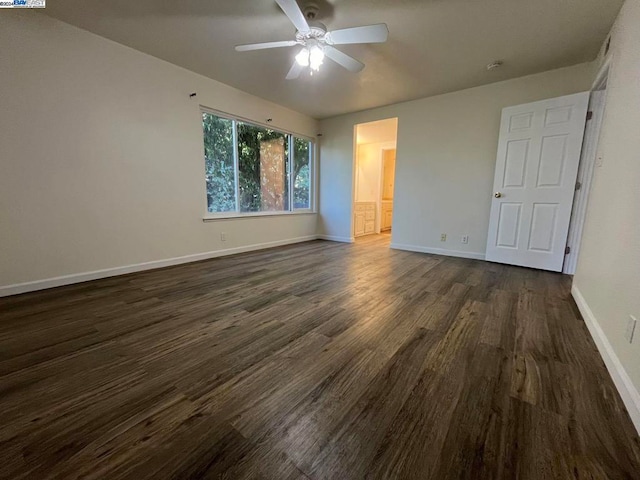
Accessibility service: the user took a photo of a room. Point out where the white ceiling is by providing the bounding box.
[357,118,398,145]
[43,0,623,119]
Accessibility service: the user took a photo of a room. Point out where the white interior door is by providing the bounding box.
[485,92,590,272]
[563,90,606,274]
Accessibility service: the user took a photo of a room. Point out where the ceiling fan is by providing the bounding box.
[234,0,389,79]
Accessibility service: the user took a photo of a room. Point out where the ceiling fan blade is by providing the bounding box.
[326,23,389,45]
[235,40,298,52]
[324,46,364,73]
[286,61,305,80]
[275,0,311,33]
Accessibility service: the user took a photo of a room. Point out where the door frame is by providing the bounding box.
[563,57,611,274]
[350,124,358,241]
[351,119,397,240]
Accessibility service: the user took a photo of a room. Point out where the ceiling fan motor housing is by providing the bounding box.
[295,24,328,43]
[303,3,320,21]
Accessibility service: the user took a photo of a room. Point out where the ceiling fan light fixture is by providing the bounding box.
[309,45,324,71]
[295,47,310,66]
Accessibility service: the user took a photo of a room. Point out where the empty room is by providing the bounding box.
[1,0,639,478]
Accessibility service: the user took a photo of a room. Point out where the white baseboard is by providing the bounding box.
[572,285,640,435]
[0,235,319,297]
[317,235,355,243]
[390,243,486,261]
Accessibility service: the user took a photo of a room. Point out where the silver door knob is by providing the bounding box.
[494,192,502,198]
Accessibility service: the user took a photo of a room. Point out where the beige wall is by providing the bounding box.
[573,0,640,426]
[0,12,319,293]
[319,63,595,255]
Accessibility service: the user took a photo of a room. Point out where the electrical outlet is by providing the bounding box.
[440,233,447,242]
[461,235,469,245]
[220,232,227,242]
[625,315,637,344]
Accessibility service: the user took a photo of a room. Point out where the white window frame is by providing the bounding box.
[200,107,316,221]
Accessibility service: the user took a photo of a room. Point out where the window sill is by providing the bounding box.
[203,210,316,222]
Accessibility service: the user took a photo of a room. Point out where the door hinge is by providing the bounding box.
[575,181,582,191]
[586,111,594,121]
[565,246,571,255]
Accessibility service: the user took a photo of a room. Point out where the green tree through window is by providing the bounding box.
[237,122,288,212]
[202,111,312,215]
[293,137,310,209]
[203,114,235,212]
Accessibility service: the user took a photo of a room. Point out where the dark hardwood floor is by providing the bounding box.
[1,235,639,479]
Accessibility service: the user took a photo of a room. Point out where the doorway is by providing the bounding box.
[353,118,398,240]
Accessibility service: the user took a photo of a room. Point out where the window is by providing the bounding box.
[202,110,313,216]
